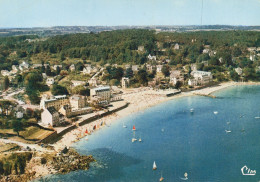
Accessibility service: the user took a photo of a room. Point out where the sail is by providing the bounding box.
[153,161,157,169]
[133,125,136,130]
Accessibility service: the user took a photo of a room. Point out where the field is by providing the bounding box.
[0,126,54,141]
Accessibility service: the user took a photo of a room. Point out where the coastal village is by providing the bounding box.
[0,29,260,181]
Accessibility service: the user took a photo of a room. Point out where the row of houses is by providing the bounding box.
[40,85,120,126]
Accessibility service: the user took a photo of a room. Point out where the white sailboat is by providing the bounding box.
[132,131,137,142]
[225,125,231,133]
[180,172,188,180]
[153,161,157,170]
[123,123,127,128]
[139,134,142,142]
[255,112,260,119]
[190,108,194,113]
[214,111,218,115]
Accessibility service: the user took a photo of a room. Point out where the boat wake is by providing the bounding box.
[180,177,188,180]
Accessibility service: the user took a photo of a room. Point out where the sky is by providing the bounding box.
[0,0,260,28]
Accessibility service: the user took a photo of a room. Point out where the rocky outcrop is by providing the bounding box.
[0,149,95,182]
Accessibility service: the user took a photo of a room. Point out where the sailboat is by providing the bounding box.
[133,125,136,131]
[190,108,194,113]
[180,172,188,180]
[214,111,218,115]
[255,113,260,119]
[225,125,231,133]
[139,135,142,142]
[159,171,164,181]
[132,131,137,142]
[153,161,157,170]
[123,123,127,128]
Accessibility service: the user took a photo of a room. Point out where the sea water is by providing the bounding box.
[38,85,260,182]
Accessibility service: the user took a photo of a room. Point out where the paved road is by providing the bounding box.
[0,138,51,152]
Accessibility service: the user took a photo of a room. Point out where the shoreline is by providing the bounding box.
[1,81,259,181]
[52,81,260,151]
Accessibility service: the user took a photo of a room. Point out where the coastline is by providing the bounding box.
[52,81,260,151]
[3,81,258,181]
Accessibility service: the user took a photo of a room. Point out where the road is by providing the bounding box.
[0,138,52,152]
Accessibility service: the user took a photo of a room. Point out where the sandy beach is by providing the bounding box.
[53,81,260,151]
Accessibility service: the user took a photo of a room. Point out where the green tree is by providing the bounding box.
[51,84,69,95]
[12,119,24,136]
[125,67,133,78]
[230,70,240,81]
[3,76,9,91]
[56,66,61,75]
[136,69,148,85]
[162,65,170,77]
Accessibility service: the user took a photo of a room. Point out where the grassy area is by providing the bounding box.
[20,126,54,140]
[0,142,20,153]
[0,129,16,135]
[0,126,54,141]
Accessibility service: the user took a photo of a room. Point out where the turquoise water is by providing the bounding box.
[39,86,260,182]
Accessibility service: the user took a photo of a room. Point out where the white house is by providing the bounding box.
[46,77,55,86]
[122,77,130,89]
[203,48,210,54]
[174,43,180,50]
[69,64,75,71]
[235,67,243,75]
[156,65,163,73]
[41,107,60,126]
[190,71,212,85]
[11,65,19,74]
[16,111,24,119]
[147,54,156,61]
[19,61,29,71]
[1,70,10,76]
[132,65,139,72]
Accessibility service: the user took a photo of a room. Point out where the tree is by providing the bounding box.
[3,76,9,91]
[136,69,148,85]
[24,71,43,104]
[162,65,170,77]
[230,70,239,81]
[45,65,52,76]
[175,81,182,89]
[125,67,133,78]
[56,66,61,75]
[51,84,69,95]
[12,120,24,136]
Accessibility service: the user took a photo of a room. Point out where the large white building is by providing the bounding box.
[90,86,111,105]
[41,107,60,126]
[40,95,70,110]
[189,71,212,86]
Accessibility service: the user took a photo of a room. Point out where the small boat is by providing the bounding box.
[132,131,137,142]
[225,130,231,133]
[190,108,194,113]
[139,135,142,142]
[159,171,164,181]
[153,161,157,170]
[214,111,218,115]
[133,125,136,131]
[180,172,188,180]
[123,123,127,128]
[255,113,260,119]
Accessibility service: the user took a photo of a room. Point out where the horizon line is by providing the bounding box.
[1,24,260,29]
